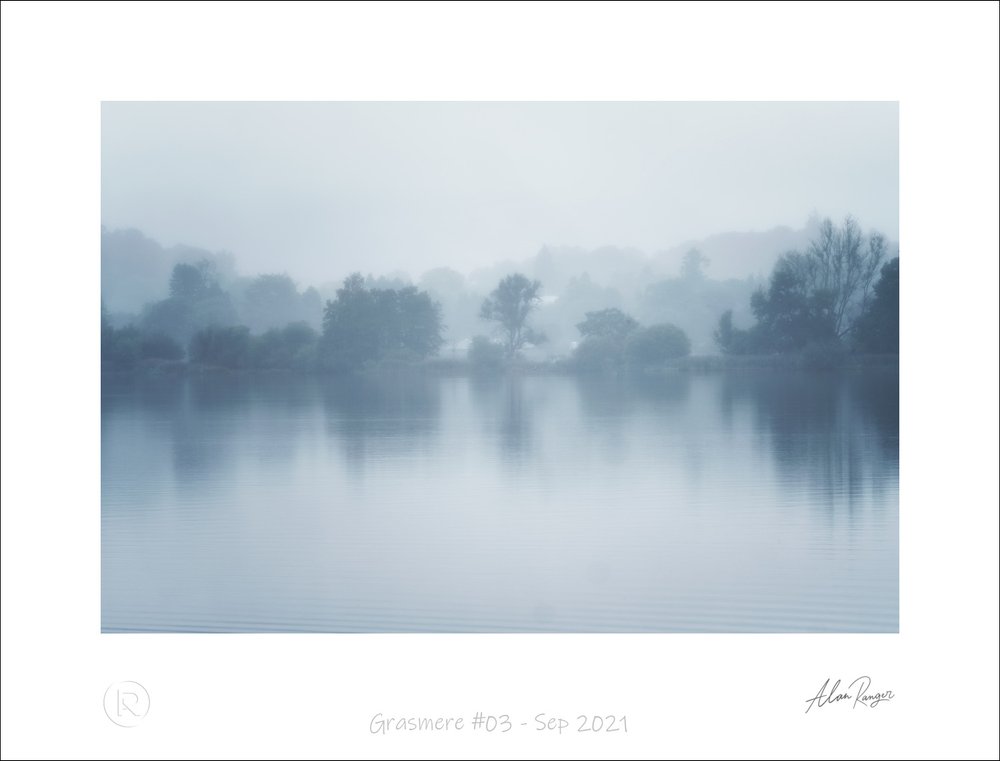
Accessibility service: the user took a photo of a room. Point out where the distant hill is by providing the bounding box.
[101,227,237,314]
[463,222,824,298]
[652,222,822,281]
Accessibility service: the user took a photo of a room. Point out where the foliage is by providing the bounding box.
[714,217,893,357]
[102,326,141,368]
[748,253,838,353]
[189,325,253,368]
[639,267,756,355]
[625,323,691,365]
[573,307,640,371]
[576,307,639,342]
[852,257,899,353]
[806,217,886,338]
[573,336,625,372]
[169,262,210,300]
[479,273,546,357]
[142,261,238,345]
[103,300,182,367]
[320,274,443,370]
[714,310,753,355]
[234,274,323,333]
[251,322,319,370]
[467,336,505,370]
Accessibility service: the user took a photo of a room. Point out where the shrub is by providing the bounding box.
[573,336,624,372]
[468,336,505,370]
[101,325,141,368]
[189,325,252,368]
[625,323,691,365]
[252,322,318,370]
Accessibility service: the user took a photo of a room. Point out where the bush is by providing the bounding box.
[189,325,252,368]
[468,336,505,370]
[573,335,624,372]
[252,322,318,370]
[101,325,141,368]
[625,324,691,365]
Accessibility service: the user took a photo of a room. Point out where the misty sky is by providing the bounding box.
[102,102,898,284]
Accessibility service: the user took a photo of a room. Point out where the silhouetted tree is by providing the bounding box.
[480,273,546,357]
[805,216,886,338]
[102,326,141,368]
[749,253,837,352]
[101,301,139,367]
[320,274,380,368]
[169,262,210,300]
[572,307,640,371]
[715,216,891,357]
[852,257,899,353]
[251,322,319,370]
[189,325,252,368]
[142,261,238,344]
[320,274,443,370]
[714,309,760,355]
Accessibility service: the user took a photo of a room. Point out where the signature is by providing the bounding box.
[805,677,894,713]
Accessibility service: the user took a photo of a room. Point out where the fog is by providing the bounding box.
[101,102,900,634]
[102,102,898,285]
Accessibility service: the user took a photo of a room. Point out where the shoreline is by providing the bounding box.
[101,353,899,380]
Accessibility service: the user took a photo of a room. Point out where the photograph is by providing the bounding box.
[101,101,900,633]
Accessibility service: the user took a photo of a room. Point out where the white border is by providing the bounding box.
[2,2,998,759]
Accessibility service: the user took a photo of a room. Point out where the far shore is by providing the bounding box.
[101,352,899,380]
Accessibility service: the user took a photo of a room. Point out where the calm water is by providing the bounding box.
[102,369,898,632]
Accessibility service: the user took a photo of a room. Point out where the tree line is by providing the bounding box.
[102,215,897,373]
[713,216,898,360]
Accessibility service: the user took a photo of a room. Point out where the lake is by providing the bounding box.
[102,368,898,632]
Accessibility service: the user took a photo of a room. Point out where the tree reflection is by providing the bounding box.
[322,371,442,474]
[717,369,898,514]
[469,374,535,463]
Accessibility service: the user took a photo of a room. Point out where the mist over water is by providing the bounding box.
[101,101,899,633]
[102,369,898,632]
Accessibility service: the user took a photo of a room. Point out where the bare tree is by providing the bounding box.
[806,216,886,338]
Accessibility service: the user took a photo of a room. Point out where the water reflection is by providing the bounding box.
[322,372,442,474]
[468,374,536,462]
[102,369,898,632]
[716,369,898,513]
[574,371,691,417]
